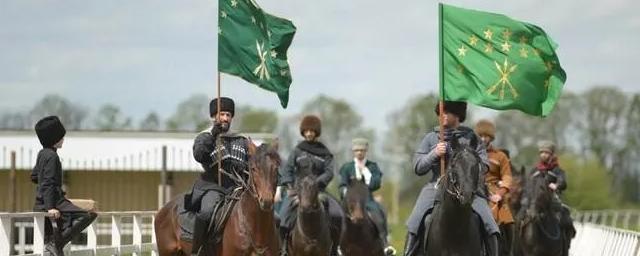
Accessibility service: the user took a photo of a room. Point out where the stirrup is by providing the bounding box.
[384,245,397,256]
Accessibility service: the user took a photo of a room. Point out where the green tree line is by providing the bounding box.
[2,87,639,207]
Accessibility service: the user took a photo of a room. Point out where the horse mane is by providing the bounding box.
[448,142,481,172]
[252,143,281,166]
[295,157,315,180]
[525,171,554,212]
[440,139,482,203]
[223,143,280,192]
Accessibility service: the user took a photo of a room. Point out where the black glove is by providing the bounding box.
[211,121,224,136]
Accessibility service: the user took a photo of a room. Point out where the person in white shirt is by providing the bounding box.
[339,138,396,255]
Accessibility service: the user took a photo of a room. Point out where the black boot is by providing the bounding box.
[191,215,210,256]
[279,228,289,256]
[60,212,97,247]
[44,232,64,256]
[485,233,499,256]
[402,233,419,256]
[46,218,65,256]
[45,241,63,256]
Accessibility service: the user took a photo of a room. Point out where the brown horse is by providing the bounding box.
[154,143,281,256]
[340,179,384,256]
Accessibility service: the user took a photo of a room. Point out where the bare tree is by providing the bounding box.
[166,94,210,132]
[139,112,161,131]
[94,104,132,131]
[0,112,28,129]
[29,94,88,130]
[233,105,278,133]
[383,94,440,197]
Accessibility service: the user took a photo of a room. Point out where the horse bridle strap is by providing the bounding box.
[218,167,258,199]
[438,158,483,200]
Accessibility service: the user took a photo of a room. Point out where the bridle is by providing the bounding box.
[441,147,482,201]
[343,181,367,220]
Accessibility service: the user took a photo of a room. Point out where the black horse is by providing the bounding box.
[340,179,385,256]
[423,143,491,256]
[517,171,567,256]
[285,159,343,256]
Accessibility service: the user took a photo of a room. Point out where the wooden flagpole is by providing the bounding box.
[439,3,446,177]
[217,71,222,186]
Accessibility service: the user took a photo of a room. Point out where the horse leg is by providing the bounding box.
[499,223,514,256]
[326,198,344,256]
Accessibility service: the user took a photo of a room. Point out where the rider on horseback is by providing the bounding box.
[521,140,576,243]
[475,119,515,256]
[403,101,499,256]
[338,138,397,256]
[278,115,345,256]
[186,97,250,255]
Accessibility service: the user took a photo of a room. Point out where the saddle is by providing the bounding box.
[178,187,244,244]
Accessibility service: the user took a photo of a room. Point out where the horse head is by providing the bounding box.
[444,142,481,206]
[248,140,281,211]
[296,159,320,211]
[344,178,369,224]
[527,170,555,214]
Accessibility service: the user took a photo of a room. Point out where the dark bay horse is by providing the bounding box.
[508,165,526,256]
[154,143,281,256]
[287,174,333,256]
[340,179,385,256]
[509,166,526,218]
[518,171,566,256]
[424,145,486,256]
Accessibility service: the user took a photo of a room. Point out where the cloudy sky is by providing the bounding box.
[1,0,638,132]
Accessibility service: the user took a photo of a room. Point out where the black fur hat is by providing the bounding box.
[209,97,235,117]
[434,101,467,122]
[35,116,66,148]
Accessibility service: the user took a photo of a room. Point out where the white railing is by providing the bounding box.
[573,210,640,230]
[0,211,157,256]
[570,222,640,256]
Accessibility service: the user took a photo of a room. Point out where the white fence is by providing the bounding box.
[570,222,640,256]
[0,211,157,256]
[573,210,640,230]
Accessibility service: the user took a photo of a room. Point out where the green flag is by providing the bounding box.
[219,0,296,108]
[440,4,566,116]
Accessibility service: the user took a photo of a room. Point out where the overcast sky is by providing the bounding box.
[1,0,639,132]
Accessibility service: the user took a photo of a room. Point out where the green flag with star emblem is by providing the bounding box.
[440,4,566,116]
[219,0,296,108]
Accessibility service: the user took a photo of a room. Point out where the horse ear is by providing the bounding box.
[270,138,280,151]
[247,137,257,156]
[470,134,479,149]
